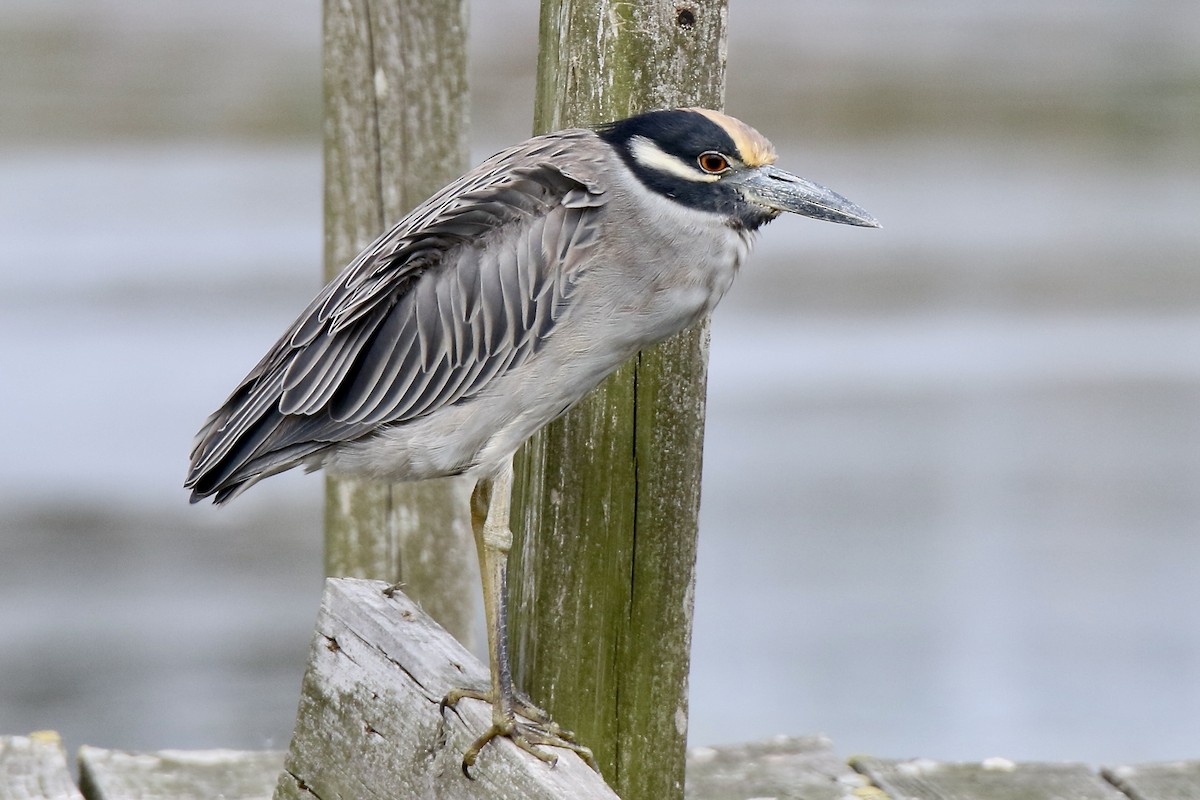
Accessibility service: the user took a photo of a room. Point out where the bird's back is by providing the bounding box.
[186,130,615,503]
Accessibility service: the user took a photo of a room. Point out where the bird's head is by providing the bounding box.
[597,107,879,231]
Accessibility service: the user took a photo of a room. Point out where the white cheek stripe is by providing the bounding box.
[629,136,720,183]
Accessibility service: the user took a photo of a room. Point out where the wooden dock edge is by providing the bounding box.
[4,578,1199,798]
[76,747,285,800]
[6,732,1200,799]
[0,731,84,800]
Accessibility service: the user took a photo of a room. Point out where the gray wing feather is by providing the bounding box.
[187,131,608,501]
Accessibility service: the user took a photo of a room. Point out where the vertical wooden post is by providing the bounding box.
[510,3,728,799]
[321,0,477,649]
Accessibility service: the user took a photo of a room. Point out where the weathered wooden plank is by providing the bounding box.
[853,755,1127,800]
[511,3,728,799]
[684,735,875,800]
[1103,761,1200,800]
[0,733,82,800]
[274,577,618,800]
[76,747,281,800]
[321,0,477,650]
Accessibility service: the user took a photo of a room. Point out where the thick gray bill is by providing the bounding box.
[738,164,880,228]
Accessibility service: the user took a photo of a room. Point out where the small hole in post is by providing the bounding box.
[676,7,696,29]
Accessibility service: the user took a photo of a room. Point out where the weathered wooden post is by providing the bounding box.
[510,3,728,799]
[321,0,476,648]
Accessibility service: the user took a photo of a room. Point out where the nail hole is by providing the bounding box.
[676,7,696,28]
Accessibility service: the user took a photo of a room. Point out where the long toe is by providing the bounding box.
[508,690,578,739]
[442,686,599,776]
[440,685,490,714]
[461,719,597,778]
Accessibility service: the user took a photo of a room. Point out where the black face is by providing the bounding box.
[596,110,776,230]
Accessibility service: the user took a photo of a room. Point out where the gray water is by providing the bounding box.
[2,0,1199,766]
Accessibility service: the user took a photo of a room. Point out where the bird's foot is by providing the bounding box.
[440,687,598,777]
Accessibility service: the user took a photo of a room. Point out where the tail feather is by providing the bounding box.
[187,398,339,504]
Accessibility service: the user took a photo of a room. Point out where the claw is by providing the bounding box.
[441,687,598,776]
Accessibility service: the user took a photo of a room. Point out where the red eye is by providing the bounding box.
[697,151,731,174]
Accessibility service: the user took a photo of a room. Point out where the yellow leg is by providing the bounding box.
[440,458,597,777]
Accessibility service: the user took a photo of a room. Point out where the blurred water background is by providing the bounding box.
[2,0,1198,765]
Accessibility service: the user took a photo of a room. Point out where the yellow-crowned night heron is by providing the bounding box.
[186,107,877,772]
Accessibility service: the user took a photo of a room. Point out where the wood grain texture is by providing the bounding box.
[0,733,81,800]
[1103,761,1200,800]
[686,735,870,800]
[8,730,1196,799]
[853,755,1128,800]
[321,0,477,650]
[509,3,728,800]
[274,577,618,800]
[77,747,282,800]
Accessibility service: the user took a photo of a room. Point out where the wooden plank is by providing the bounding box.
[853,755,1127,800]
[510,3,728,798]
[684,735,876,800]
[0,733,82,800]
[321,0,477,651]
[76,747,281,800]
[1103,761,1200,800]
[275,577,618,800]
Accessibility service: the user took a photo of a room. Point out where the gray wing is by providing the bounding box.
[186,130,608,503]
